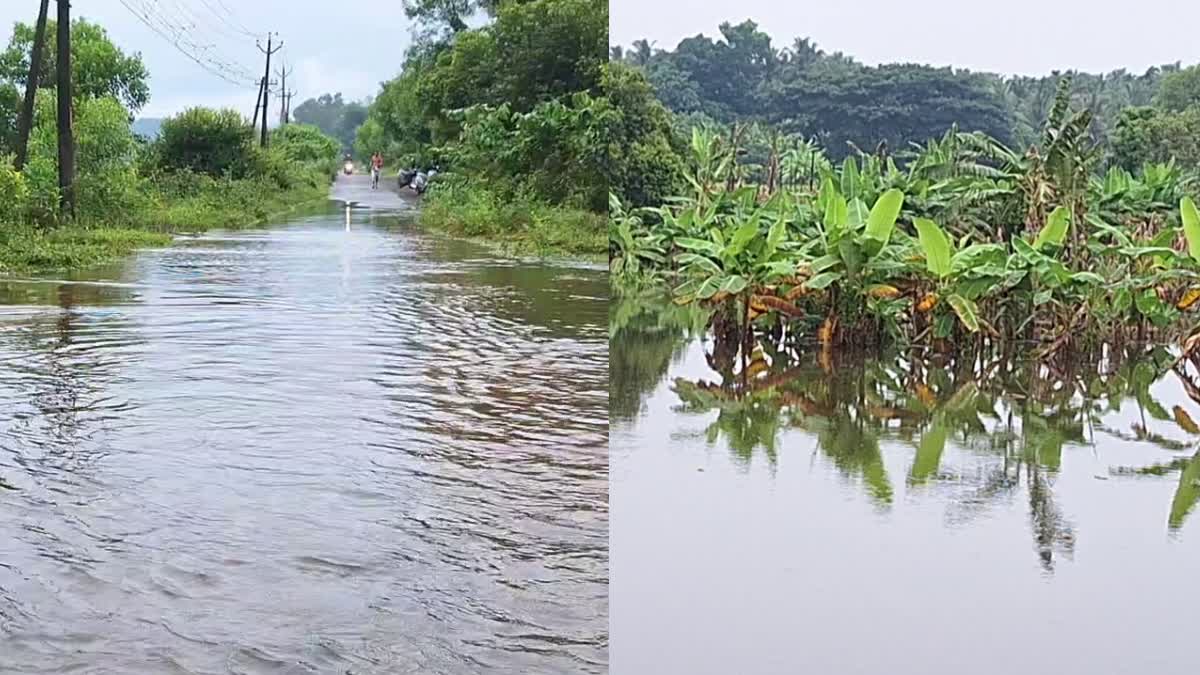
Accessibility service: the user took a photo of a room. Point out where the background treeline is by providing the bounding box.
[612,20,1199,170]
[0,18,342,272]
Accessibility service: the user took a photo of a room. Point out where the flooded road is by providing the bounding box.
[610,292,1200,675]
[0,176,609,674]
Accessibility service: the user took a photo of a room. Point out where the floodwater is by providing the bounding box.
[0,176,608,674]
[610,292,1200,675]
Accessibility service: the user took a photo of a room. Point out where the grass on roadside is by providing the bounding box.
[0,171,331,275]
[0,225,172,274]
[417,178,606,259]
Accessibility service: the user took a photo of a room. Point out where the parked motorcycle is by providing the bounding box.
[411,171,428,194]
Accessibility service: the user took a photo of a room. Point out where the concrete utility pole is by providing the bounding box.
[252,76,265,130]
[256,33,282,146]
[56,0,75,216]
[275,62,293,126]
[14,0,50,171]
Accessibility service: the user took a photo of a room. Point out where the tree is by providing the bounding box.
[292,93,369,152]
[0,82,18,153]
[600,63,684,208]
[401,0,536,35]
[153,108,256,177]
[1155,64,1200,112]
[410,0,606,140]
[271,123,340,164]
[1111,106,1200,170]
[0,18,149,113]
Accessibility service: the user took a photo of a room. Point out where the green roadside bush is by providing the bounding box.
[271,123,340,165]
[419,174,605,256]
[152,107,256,177]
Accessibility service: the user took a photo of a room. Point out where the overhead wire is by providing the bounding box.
[115,0,260,86]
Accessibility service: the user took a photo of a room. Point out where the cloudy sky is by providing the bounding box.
[0,1,416,118]
[611,0,1200,76]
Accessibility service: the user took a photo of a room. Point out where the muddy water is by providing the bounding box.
[0,177,608,674]
[610,293,1200,675]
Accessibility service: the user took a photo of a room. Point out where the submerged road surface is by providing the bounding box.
[0,175,609,673]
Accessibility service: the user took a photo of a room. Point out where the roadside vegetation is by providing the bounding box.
[0,18,340,274]
[353,0,610,257]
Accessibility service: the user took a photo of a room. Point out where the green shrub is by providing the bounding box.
[419,176,604,256]
[154,107,255,177]
[0,160,30,221]
[271,123,340,165]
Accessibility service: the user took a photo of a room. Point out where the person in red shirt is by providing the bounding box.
[370,152,383,189]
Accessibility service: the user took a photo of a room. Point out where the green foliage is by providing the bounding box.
[629,20,1014,158]
[291,93,369,152]
[447,91,607,209]
[617,111,1200,350]
[0,160,30,221]
[1155,65,1200,112]
[1033,206,1071,250]
[271,123,340,165]
[360,0,611,252]
[0,225,169,273]
[153,107,255,178]
[0,82,18,153]
[409,0,606,143]
[1111,106,1200,170]
[1182,197,1200,261]
[419,176,605,256]
[914,218,952,279]
[0,18,150,112]
[600,63,684,208]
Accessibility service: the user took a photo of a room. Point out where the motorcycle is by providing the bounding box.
[343,160,354,175]
[397,168,417,189]
[411,171,428,194]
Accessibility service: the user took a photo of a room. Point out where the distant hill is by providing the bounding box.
[132,118,164,139]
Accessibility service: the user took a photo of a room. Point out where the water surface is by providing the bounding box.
[0,178,608,674]
[610,291,1200,675]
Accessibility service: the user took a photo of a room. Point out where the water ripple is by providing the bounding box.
[0,203,607,673]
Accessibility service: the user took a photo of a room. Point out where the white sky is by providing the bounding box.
[0,1,415,118]
[610,0,1200,76]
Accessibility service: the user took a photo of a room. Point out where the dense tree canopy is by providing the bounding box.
[617,20,1195,164]
[1112,106,1200,170]
[0,19,149,113]
[360,0,609,205]
[1155,64,1200,112]
[621,21,1014,159]
[292,93,369,152]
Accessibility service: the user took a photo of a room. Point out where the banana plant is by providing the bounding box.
[803,180,906,293]
[609,193,666,282]
[670,194,797,314]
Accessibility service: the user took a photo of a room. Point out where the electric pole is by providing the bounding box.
[14,0,49,172]
[256,33,282,146]
[56,0,75,216]
[252,76,265,130]
[275,62,293,126]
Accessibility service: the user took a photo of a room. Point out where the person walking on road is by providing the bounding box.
[370,151,384,189]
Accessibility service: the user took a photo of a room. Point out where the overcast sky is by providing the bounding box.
[611,0,1200,76]
[0,1,415,118]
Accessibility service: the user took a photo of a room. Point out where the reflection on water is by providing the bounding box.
[0,203,608,673]
[611,291,1200,675]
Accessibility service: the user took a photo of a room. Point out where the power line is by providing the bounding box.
[195,0,258,40]
[116,0,259,86]
[212,0,259,38]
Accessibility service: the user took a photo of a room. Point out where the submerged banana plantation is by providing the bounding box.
[611,84,1200,361]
